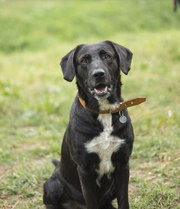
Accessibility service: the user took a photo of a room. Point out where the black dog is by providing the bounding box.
[43,41,134,209]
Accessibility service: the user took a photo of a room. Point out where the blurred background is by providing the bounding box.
[0,0,179,208]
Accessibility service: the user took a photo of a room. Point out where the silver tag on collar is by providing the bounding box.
[119,111,127,124]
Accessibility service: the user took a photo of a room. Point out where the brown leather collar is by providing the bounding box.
[79,96,146,114]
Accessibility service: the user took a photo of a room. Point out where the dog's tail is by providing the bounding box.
[51,159,60,167]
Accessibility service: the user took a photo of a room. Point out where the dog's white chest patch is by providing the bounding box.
[85,114,124,185]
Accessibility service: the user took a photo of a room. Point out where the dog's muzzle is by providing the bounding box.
[89,69,112,98]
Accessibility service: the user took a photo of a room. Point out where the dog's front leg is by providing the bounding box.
[114,164,129,209]
[77,166,98,209]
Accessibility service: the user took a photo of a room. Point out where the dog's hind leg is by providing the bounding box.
[45,205,64,209]
[100,202,116,209]
[43,175,64,209]
[43,163,65,209]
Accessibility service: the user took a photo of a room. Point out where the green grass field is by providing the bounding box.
[0,0,179,208]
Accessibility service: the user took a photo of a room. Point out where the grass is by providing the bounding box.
[0,0,179,208]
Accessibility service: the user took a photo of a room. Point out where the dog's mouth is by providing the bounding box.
[89,84,111,98]
[94,84,108,95]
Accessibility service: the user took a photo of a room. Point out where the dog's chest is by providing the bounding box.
[85,114,124,181]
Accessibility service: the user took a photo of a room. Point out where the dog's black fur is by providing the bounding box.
[43,41,134,209]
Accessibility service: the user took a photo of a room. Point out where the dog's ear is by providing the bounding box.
[106,41,133,75]
[60,46,80,82]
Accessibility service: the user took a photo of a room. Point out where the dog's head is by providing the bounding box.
[60,41,133,101]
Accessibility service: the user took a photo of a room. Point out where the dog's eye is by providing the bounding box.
[80,55,90,64]
[101,52,112,60]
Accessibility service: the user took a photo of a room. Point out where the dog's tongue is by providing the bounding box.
[97,86,106,91]
[95,85,107,93]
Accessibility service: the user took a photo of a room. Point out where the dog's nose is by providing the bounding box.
[91,69,105,78]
